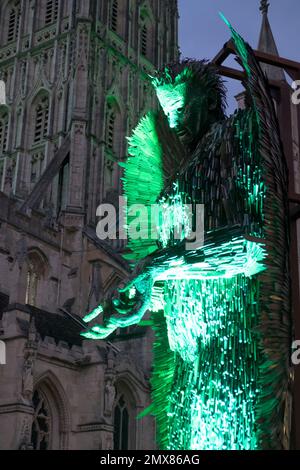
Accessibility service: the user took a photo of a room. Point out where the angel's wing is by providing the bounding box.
[223,18,291,450]
[121,110,186,263]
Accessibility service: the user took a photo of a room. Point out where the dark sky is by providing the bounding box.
[178,0,300,112]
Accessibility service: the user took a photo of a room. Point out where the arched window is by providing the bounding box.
[7,4,20,43]
[106,96,122,156]
[31,389,51,450]
[113,395,129,450]
[34,95,49,144]
[30,374,69,450]
[45,0,59,25]
[0,110,8,156]
[111,0,118,32]
[139,5,153,61]
[25,251,46,307]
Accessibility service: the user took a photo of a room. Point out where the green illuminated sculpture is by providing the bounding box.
[82,19,291,450]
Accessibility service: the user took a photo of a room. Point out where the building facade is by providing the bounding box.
[0,0,178,450]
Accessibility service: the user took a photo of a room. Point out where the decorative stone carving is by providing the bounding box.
[104,378,116,417]
[19,416,34,450]
[106,345,116,371]
[21,318,38,403]
[0,0,178,451]
[105,434,113,450]
[87,261,103,308]
[22,354,35,402]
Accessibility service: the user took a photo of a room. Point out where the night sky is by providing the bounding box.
[179,0,300,112]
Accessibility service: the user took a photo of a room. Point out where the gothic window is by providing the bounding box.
[31,389,51,450]
[25,266,39,306]
[7,4,20,43]
[111,0,118,32]
[140,6,153,61]
[25,251,46,307]
[113,395,129,450]
[34,95,49,144]
[141,24,148,57]
[45,0,59,25]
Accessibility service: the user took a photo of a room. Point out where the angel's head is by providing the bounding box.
[152,60,226,149]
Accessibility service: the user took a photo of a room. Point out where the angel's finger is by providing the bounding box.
[80,323,116,339]
[82,305,104,323]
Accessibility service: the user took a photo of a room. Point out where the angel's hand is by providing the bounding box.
[80,268,153,340]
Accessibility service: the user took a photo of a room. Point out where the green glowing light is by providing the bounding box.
[162,274,261,449]
[157,182,192,248]
[220,12,251,77]
[82,19,285,451]
[153,67,192,129]
[123,112,164,261]
[155,83,187,129]
[80,322,116,340]
[128,286,137,299]
[83,305,103,323]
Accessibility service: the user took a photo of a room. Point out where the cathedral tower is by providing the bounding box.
[0,0,178,450]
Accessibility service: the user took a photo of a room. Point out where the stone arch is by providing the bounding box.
[25,248,50,307]
[140,1,155,24]
[26,247,49,273]
[23,87,50,152]
[104,93,124,195]
[113,376,142,450]
[34,0,59,31]
[109,0,127,39]
[107,92,124,115]
[0,0,21,44]
[33,370,71,449]
[106,93,123,140]
[116,374,143,404]
[23,89,50,191]
[31,89,50,145]
[139,1,155,62]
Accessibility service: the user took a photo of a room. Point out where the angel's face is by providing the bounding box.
[154,63,224,149]
[155,81,188,129]
[156,79,207,147]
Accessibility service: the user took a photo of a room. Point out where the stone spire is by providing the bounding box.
[260,0,270,15]
[257,0,285,81]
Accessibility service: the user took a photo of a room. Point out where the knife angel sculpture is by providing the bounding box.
[82,20,291,450]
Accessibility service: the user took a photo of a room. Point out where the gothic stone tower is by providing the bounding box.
[0,0,178,450]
